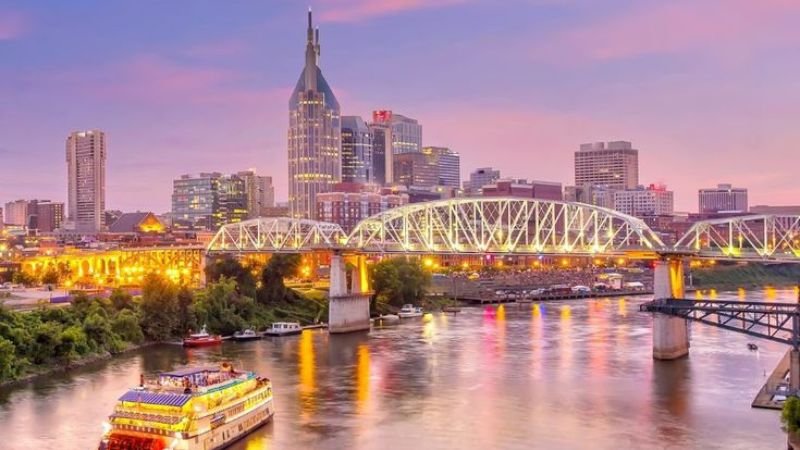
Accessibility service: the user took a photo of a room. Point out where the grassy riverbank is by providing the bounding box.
[691,263,800,289]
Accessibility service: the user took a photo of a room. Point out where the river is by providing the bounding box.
[1,290,794,449]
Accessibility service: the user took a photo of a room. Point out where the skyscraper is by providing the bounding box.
[393,152,438,188]
[288,9,341,219]
[237,170,275,218]
[172,173,221,230]
[574,141,639,190]
[422,146,461,188]
[66,130,106,232]
[341,116,373,184]
[368,117,391,185]
[383,111,422,155]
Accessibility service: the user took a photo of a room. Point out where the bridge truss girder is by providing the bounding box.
[641,299,800,349]
[675,214,800,261]
[207,217,347,253]
[347,197,664,255]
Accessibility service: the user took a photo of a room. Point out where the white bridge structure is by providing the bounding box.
[208,198,664,256]
[206,198,800,346]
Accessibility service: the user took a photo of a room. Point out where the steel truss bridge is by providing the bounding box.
[206,198,800,262]
[641,299,800,349]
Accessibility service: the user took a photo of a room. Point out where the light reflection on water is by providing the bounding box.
[0,290,795,449]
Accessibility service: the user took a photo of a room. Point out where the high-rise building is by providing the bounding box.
[218,174,249,226]
[372,110,423,157]
[237,170,275,218]
[574,141,639,190]
[613,184,674,218]
[3,200,29,226]
[698,183,748,214]
[288,10,341,219]
[422,146,460,189]
[171,173,221,230]
[368,118,391,185]
[66,130,106,231]
[394,152,438,188]
[341,116,373,184]
[463,167,501,194]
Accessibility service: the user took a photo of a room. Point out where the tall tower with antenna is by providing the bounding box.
[288,8,341,219]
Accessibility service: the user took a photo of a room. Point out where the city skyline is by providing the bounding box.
[3,1,800,212]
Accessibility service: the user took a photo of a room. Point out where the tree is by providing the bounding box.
[112,310,144,344]
[258,254,301,304]
[371,258,431,310]
[58,325,90,360]
[41,268,60,286]
[195,278,254,335]
[0,336,18,380]
[175,286,198,336]
[12,271,37,287]
[30,322,62,364]
[83,312,113,350]
[139,274,178,341]
[205,257,257,298]
[109,289,135,311]
[783,396,800,433]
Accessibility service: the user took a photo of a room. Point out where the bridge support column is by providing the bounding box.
[791,350,800,394]
[652,258,690,360]
[329,253,371,334]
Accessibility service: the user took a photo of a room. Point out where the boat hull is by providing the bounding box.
[263,329,302,337]
[182,338,222,347]
[233,335,261,342]
[398,313,423,318]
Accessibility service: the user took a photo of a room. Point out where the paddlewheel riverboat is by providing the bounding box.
[98,363,273,450]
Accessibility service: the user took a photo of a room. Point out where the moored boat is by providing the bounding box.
[263,322,302,337]
[398,304,424,318]
[183,325,222,347]
[98,362,274,450]
[233,329,261,342]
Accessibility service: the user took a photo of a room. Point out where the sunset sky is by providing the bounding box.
[2,0,800,213]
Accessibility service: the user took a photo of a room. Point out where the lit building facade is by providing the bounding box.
[372,110,422,157]
[288,10,341,219]
[613,185,674,217]
[394,152,438,188]
[341,116,373,184]
[171,173,221,230]
[422,146,460,189]
[66,130,106,232]
[698,183,748,214]
[218,174,249,226]
[574,141,639,190]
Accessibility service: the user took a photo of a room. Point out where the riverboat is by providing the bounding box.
[398,304,424,318]
[232,329,261,342]
[263,322,302,337]
[98,362,274,450]
[183,326,222,347]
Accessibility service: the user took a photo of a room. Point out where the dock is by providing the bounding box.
[456,289,652,304]
[752,349,791,410]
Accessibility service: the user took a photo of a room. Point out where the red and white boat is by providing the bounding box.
[183,325,222,347]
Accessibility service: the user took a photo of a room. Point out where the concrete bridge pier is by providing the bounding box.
[652,257,690,360]
[328,253,371,334]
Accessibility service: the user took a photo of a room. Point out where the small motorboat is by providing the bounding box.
[263,322,303,337]
[747,343,759,351]
[442,305,461,314]
[233,329,261,342]
[183,325,222,347]
[374,314,400,323]
[398,304,424,318]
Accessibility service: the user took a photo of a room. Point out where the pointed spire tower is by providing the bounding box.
[288,8,341,219]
